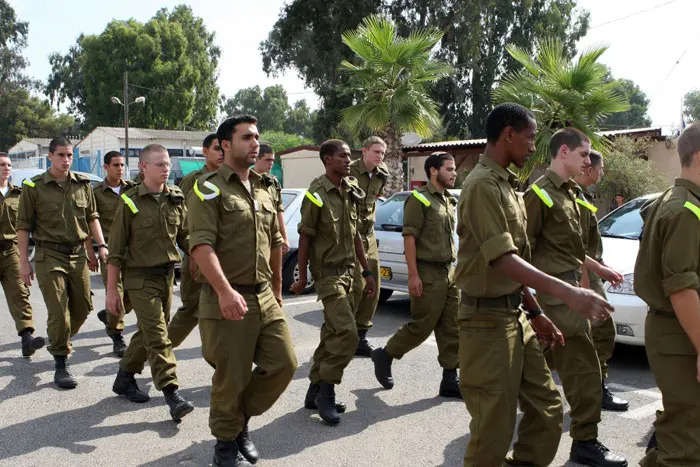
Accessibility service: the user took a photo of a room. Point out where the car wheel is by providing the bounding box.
[378,288,393,304]
[282,253,314,293]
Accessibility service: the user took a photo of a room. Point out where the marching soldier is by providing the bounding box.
[253,144,290,253]
[0,152,45,356]
[372,152,461,398]
[349,136,388,356]
[189,116,297,466]
[457,103,613,466]
[573,150,629,411]
[88,151,134,357]
[635,122,700,467]
[291,139,377,426]
[106,144,194,422]
[18,136,108,389]
[524,127,626,467]
[167,133,222,348]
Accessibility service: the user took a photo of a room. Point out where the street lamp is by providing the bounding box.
[110,71,145,172]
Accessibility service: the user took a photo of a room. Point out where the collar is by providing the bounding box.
[321,174,345,193]
[136,183,172,197]
[424,181,446,199]
[101,178,128,191]
[218,164,261,184]
[544,169,572,189]
[479,155,518,187]
[676,178,700,200]
[43,170,79,185]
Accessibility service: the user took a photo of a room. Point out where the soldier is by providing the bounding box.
[457,103,614,467]
[635,122,700,467]
[189,116,297,467]
[524,127,627,467]
[88,151,134,357]
[167,133,222,348]
[291,139,377,426]
[18,136,108,389]
[106,144,194,422]
[349,136,388,357]
[372,152,461,398]
[252,144,290,254]
[573,150,629,412]
[0,152,45,356]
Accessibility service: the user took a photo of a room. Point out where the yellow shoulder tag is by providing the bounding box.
[22,179,35,188]
[532,184,553,208]
[120,194,139,214]
[683,201,700,221]
[412,190,431,207]
[305,190,323,208]
[193,180,220,201]
[576,198,598,213]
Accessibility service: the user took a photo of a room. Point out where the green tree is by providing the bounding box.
[284,99,315,137]
[600,75,652,130]
[0,0,33,92]
[340,15,453,195]
[260,131,313,153]
[493,39,629,181]
[46,5,220,131]
[683,89,700,123]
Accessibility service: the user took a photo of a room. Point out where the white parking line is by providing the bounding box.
[283,297,319,307]
[620,400,664,420]
[608,383,661,400]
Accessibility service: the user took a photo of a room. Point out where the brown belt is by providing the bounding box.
[232,282,269,295]
[35,240,84,255]
[553,269,582,283]
[320,266,354,278]
[128,264,175,277]
[461,291,523,309]
[0,240,16,252]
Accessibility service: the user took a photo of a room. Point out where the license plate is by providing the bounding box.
[380,266,392,280]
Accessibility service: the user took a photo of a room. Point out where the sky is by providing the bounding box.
[9,0,700,135]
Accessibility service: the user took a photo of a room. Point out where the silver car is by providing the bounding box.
[281,188,316,293]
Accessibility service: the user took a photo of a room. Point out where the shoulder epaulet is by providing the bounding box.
[530,183,554,208]
[193,173,220,201]
[74,173,92,183]
[261,173,279,188]
[683,201,700,221]
[576,197,598,213]
[304,190,324,208]
[167,185,185,204]
[23,174,42,187]
[376,163,390,178]
[345,176,366,201]
[10,184,22,194]
[120,193,139,214]
[412,189,431,207]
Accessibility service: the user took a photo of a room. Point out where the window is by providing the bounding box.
[599,198,650,240]
[375,193,409,231]
[282,192,297,211]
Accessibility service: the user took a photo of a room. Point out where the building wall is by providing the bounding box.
[647,138,681,184]
[8,141,41,158]
[281,149,325,188]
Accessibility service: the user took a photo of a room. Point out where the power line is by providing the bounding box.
[650,30,700,99]
[589,0,684,29]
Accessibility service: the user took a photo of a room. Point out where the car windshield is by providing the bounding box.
[375,193,409,231]
[282,192,297,211]
[599,198,648,240]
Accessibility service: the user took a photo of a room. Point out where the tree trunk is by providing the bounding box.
[382,126,404,197]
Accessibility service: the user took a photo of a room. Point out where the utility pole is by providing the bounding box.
[123,71,129,160]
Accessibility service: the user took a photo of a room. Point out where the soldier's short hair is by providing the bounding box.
[485,103,535,144]
[550,127,590,159]
[363,136,386,149]
[589,150,602,168]
[0,152,8,158]
[203,133,218,149]
[319,139,347,165]
[217,115,257,143]
[258,144,274,159]
[424,152,454,179]
[48,137,72,154]
[104,151,123,165]
[678,122,700,168]
[140,144,169,162]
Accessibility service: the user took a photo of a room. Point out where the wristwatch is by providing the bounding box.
[97,244,108,250]
[526,308,543,319]
[361,270,373,278]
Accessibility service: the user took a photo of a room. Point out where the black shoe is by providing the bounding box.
[97,309,109,326]
[504,460,535,466]
[53,356,78,389]
[315,382,341,425]
[111,333,127,358]
[235,419,259,464]
[355,329,374,357]
[20,329,45,357]
[304,382,347,413]
[602,381,629,412]
[570,439,628,467]
[163,385,194,422]
[112,368,150,403]
[371,347,394,389]
[646,430,657,454]
[213,440,253,467]
[439,369,462,399]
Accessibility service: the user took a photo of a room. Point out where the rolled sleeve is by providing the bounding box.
[464,181,516,265]
[16,183,36,232]
[298,195,319,237]
[270,202,284,248]
[479,232,518,265]
[106,202,128,268]
[402,196,424,238]
[187,189,218,251]
[661,208,700,296]
[86,187,99,221]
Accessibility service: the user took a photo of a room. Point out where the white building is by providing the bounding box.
[7,137,82,168]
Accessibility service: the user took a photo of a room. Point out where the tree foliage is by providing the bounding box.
[600,74,652,130]
[260,131,313,153]
[45,5,220,131]
[683,89,700,123]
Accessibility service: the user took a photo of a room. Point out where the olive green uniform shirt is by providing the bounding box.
[0,183,22,242]
[402,183,456,264]
[298,175,363,276]
[349,158,388,234]
[93,179,133,243]
[107,184,188,269]
[260,173,284,213]
[187,165,283,286]
[17,171,98,244]
[634,179,700,313]
[456,155,529,297]
[179,166,210,198]
[524,169,585,275]
[577,187,603,261]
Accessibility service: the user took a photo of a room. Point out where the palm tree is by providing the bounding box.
[339,15,453,195]
[493,38,630,182]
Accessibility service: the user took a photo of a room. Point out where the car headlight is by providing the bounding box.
[607,273,635,295]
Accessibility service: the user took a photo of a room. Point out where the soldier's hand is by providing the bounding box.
[282,239,290,255]
[188,255,197,278]
[98,247,109,263]
[408,275,423,297]
[275,295,283,308]
[530,314,565,348]
[88,253,99,272]
[20,260,34,286]
[364,275,377,297]
[106,289,122,316]
[566,287,613,321]
[219,287,248,320]
[598,265,623,286]
[697,355,700,383]
[290,277,307,295]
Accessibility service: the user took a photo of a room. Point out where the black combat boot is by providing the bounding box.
[112,368,150,403]
[646,430,657,454]
[439,369,462,399]
[212,440,253,467]
[371,347,394,389]
[110,333,127,358]
[570,439,628,467]
[315,382,341,425]
[355,329,374,357]
[504,460,535,466]
[236,418,259,464]
[602,380,629,411]
[53,355,78,389]
[304,382,347,413]
[20,328,45,357]
[162,384,194,422]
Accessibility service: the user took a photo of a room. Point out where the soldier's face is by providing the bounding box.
[140,150,171,185]
[437,159,457,189]
[509,119,537,169]
[48,146,73,172]
[362,144,386,168]
[565,141,591,177]
[203,140,224,169]
[225,123,260,167]
[255,154,275,174]
[325,144,352,176]
[589,160,604,185]
[104,156,125,181]
[0,157,11,181]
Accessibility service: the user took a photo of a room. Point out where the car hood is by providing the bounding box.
[601,236,640,275]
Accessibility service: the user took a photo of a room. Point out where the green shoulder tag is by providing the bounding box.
[120,194,139,214]
[532,184,553,208]
[193,180,220,201]
[22,179,35,188]
[412,190,431,207]
[683,201,700,220]
[576,198,598,213]
[305,191,323,207]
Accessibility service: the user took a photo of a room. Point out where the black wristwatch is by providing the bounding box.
[526,308,543,320]
[362,270,373,278]
[97,244,108,250]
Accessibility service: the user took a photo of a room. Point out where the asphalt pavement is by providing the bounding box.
[0,271,659,466]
